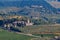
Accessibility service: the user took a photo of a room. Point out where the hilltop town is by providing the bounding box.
[0,0,60,40]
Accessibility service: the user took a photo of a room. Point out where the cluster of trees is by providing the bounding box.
[32,19,48,25]
[0,20,3,26]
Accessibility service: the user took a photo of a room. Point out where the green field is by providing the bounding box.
[33,34,57,37]
[0,24,60,40]
[0,28,54,40]
[0,29,33,40]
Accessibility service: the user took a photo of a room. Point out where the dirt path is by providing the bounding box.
[16,32,41,38]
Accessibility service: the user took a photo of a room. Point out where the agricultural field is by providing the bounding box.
[0,25,60,40]
[0,28,34,40]
[0,28,55,40]
[19,25,60,34]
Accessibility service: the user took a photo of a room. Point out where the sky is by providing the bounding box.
[58,0,60,1]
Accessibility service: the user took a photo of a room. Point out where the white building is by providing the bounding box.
[26,19,33,26]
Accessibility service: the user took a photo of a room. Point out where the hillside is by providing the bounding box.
[0,0,57,14]
[0,1,60,40]
[45,0,60,8]
[0,0,59,24]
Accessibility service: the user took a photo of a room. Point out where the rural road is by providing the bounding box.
[16,32,41,38]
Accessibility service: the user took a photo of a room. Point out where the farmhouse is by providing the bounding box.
[13,21,25,27]
[4,23,13,30]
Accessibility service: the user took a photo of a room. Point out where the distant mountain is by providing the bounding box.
[0,0,57,13]
[45,0,60,8]
[0,0,57,18]
[0,0,60,24]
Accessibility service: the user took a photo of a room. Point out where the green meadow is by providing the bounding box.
[0,29,33,40]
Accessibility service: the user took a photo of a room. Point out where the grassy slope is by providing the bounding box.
[33,34,56,37]
[0,29,33,40]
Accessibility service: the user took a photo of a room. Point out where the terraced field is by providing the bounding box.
[20,25,60,34]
